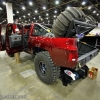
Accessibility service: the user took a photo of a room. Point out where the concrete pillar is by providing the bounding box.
[6,3,13,23]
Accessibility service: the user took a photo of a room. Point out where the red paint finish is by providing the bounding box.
[29,36,78,68]
[0,24,6,50]
[5,24,23,55]
[0,23,78,68]
[29,24,35,36]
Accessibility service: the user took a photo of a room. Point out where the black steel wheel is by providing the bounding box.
[39,61,47,75]
[34,51,60,84]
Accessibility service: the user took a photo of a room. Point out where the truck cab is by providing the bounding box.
[0,23,52,55]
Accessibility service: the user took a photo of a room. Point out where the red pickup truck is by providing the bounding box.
[0,7,99,86]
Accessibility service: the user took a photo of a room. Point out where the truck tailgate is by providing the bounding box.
[78,42,99,65]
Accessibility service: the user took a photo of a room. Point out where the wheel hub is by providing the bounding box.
[39,61,47,75]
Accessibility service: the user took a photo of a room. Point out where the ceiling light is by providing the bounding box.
[41,18,43,21]
[16,11,19,13]
[48,21,50,24]
[46,13,49,16]
[67,6,71,10]
[54,10,57,13]
[19,17,21,19]
[39,16,41,19]
[33,17,36,19]
[3,1,6,5]
[82,1,86,5]
[46,17,48,19]
[29,1,33,6]
[43,6,46,10]
[55,1,59,5]
[88,6,92,10]
[13,14,15,16]
[25,20,27,22]
[97,13,99,16]
[22,6,25,10]
[93,10,96,13]
[23,15,26,18]
[0,7,2,10]
[54,15,56,18]
[28,13,30,16]
[35,10,38,13]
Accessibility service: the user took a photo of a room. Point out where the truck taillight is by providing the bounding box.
[68,51,78,62]
[67,38,77,46]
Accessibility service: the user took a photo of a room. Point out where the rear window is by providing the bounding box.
[33,24,48,36]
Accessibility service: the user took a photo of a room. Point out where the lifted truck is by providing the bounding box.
[0,7,99,86]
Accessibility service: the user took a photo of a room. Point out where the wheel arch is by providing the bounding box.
[34,51,60,84]
[33,47,47,54]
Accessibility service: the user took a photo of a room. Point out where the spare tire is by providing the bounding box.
[86,15,97,25]
[52,7,86,37]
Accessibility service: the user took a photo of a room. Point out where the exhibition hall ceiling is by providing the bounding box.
[0,0,100,24]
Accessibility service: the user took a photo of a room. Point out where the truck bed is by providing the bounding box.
[78,42,99,66]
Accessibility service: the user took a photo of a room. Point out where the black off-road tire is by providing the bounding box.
[86,15,96,25]
[52,7,86,37]
[34,51,60,84]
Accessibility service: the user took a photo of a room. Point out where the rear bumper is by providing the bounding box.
[78,49,99,66]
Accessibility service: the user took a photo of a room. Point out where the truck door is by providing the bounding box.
[0,24,6,51]
[5,24,23,56]
[23,25,31,51]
